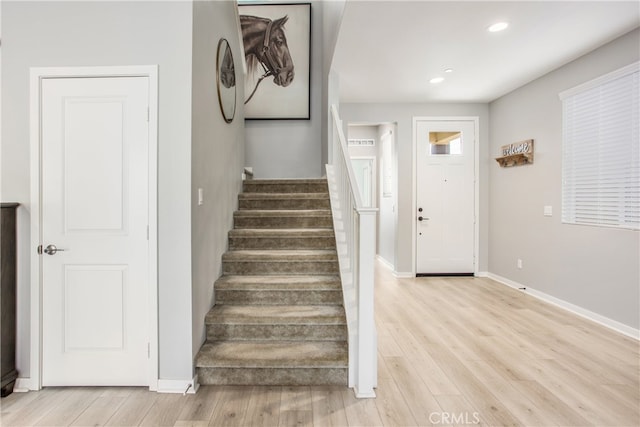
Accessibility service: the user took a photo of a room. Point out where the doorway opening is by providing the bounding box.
[347,122,397,271]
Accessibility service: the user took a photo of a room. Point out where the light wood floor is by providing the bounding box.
[2,262,639,426]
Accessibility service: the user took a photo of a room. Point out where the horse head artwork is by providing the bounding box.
[240,14,295,104]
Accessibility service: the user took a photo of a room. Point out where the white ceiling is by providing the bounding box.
[332,1,640,103]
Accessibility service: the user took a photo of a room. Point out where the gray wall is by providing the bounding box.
[322,0,347,169]
[244,0,323,179]
[190,1,245,361]
[1,0,245,383]
[244,0,347,178]
[340,103,490,275]
[488,28,640,329]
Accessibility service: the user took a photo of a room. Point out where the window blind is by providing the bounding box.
[560,62,639,230]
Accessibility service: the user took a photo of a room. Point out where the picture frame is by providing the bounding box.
[238,2,311,120]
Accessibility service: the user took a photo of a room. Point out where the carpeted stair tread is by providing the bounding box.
[233,210,333,229]
[229,228,334,237]
[214,275,343,305]
[196,340,348,368]
[243,179,329,194]
[239,193,329,200]
[196,366,347,386]
[238,193,331,210]
[222,250,338,262]
[234,209,331,217]
[229,228,336,250]
[244,179,328,185]
[215,275,341,290]
[206,304,346,325]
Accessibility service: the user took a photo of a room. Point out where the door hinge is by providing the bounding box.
[146,106,149,122]
[147,225,149,240]
[147,342,150,358]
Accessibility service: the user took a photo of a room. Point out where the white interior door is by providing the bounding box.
[416,120,475,274]
[351,158,375,207]
[41,76,150,386]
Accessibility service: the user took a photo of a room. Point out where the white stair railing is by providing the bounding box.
[326,105,377,398]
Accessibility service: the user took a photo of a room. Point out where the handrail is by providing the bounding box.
[331,107,365,210]
[326,104,377,398]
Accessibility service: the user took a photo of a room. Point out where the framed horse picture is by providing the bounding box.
[239,2,311,120]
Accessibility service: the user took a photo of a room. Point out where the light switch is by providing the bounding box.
[198,188,204,206]
[544,205,552,216]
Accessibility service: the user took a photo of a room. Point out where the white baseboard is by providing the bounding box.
[354,387,376,399]
[13,376,199,394]
[375,255,414,278]
[14,377,35,392]
[475,271,489,278]
[487,272,640,340]
[393,271,414,278]
[157,375,199,394]
[376,255,394,271]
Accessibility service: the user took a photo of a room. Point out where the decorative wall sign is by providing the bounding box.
[239,3,311,120]
[495,139,534,167]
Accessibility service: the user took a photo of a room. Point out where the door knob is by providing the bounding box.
[43,244,65,255]
[418,216,430,222]
[418,216,423,222]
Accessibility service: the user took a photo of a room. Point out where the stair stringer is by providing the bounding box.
[325,165,357,390]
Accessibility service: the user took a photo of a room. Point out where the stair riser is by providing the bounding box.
[207,324,347,341]
[243,183,328,194]
[239,199,330,210]
[197,367,348,386]
[229,237,336,250]
[223,261,339,276]
[234,216,333,229]
[216,290,343,305]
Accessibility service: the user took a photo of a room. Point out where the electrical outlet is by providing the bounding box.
[517,259,523,269]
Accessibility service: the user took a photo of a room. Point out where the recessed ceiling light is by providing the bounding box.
[488,22,509,32]
[444,68,454,73]
[430,77,445,84]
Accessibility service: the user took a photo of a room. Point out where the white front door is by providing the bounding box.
[41,76,150,386]
[415,119,475,275]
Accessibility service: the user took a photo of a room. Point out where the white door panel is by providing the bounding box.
[416,120,475,274]
[41,76,149,386]
[64,266,126,351]
[65,98,127,232]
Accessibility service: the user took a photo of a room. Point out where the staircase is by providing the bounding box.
[195,179,348,386]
